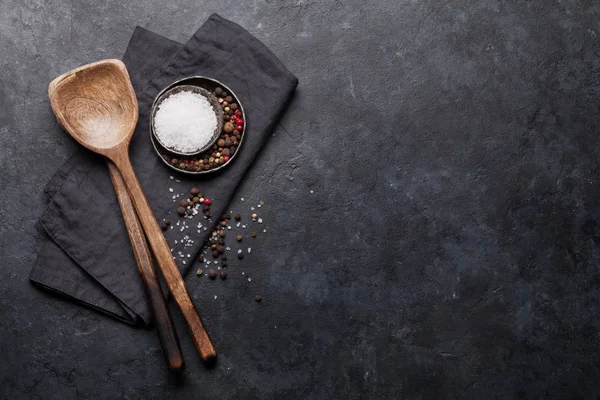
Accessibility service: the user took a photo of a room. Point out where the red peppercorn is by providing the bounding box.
[236,124,243,131]
[223,156,229,162]
[234,110,241,117]
[204,198,211,205]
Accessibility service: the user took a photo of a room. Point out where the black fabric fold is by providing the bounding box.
[30,15,298,327]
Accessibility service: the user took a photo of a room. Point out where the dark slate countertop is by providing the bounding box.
[2,1,600,399]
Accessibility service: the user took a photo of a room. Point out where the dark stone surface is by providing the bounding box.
[2,1,600,398]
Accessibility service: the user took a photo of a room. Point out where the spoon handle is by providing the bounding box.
[107,161,185,372]
[111,152,217,364]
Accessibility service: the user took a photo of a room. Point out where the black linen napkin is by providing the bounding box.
[30,15,298,326]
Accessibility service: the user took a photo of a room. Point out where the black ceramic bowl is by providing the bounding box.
[149,76,246,175]
[151,84,224,156]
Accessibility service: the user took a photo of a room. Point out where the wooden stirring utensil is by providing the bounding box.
[107,161,184,372]
[48,59,217,364]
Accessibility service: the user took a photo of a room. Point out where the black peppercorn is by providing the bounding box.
[238,253,244,260]
[177,207,186,216]
[220,271,227,280]
[217,245,225,254]
[255,295,262,302]
[234,213,241,221]
[190,187,200,196]
[208,269,217,279]
[214,87,223,96]
[212,250,219,258]
[225,95,233,103]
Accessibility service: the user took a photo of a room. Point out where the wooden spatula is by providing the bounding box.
[48,59,217,364]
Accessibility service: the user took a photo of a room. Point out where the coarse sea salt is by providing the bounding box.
[154,91,217,153]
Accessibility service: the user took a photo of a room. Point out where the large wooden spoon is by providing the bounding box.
[48,59,217,364]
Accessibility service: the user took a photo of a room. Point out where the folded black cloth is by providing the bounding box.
[30,15,298,326]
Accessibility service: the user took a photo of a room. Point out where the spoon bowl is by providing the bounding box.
[49,60,138,153]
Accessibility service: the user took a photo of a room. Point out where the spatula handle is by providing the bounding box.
[111,152,217,364]
[107,161,185,372]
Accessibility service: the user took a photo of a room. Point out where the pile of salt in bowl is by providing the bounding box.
[159,86,244,173]
[154,91,218,154]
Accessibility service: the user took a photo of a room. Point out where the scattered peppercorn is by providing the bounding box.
[251,213,258,220]
[220,271,227,280]
[219,230,225,237]
[234,213,241,221]
[236,234,243,242]
[192,197,201,204]
[255,295,262,302]
[186,209,193,215]
[252,232,257,238]
[180,199,190,207]
[221,220,227,226]
[198,255,204,263]
[196,268,203,276]
[208,269,217,279]
[238,253,244,260]
[212,250,219,258]
[177,207,186,216]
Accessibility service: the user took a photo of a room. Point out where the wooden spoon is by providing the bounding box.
[48,59,217,364]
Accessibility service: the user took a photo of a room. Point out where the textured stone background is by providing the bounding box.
[2,1,600,398]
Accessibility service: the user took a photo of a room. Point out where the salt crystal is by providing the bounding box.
[247,247,251,253]
[227,226,231,230]
[182,261,186,265]
[214,295,217,300]
[236,223,240,228]
[310,190,314,193]
[238,249,242,254]
[154,91,218,153]
[257,204,261,208]
[241,197,244,201]
[251,207,255,211]
[169,176,174,180]
[226,247,231,251]
[258,218,263,224]
[242,225,247,228]
[174,240,178,244]
[242,272,245,275]
[187,254,190,258]
[263,229,267,233]
[169,188,173,192]
[248,278,252,282]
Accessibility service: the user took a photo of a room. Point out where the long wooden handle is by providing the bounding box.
[110,153,217,364]
[107,161,185,372]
